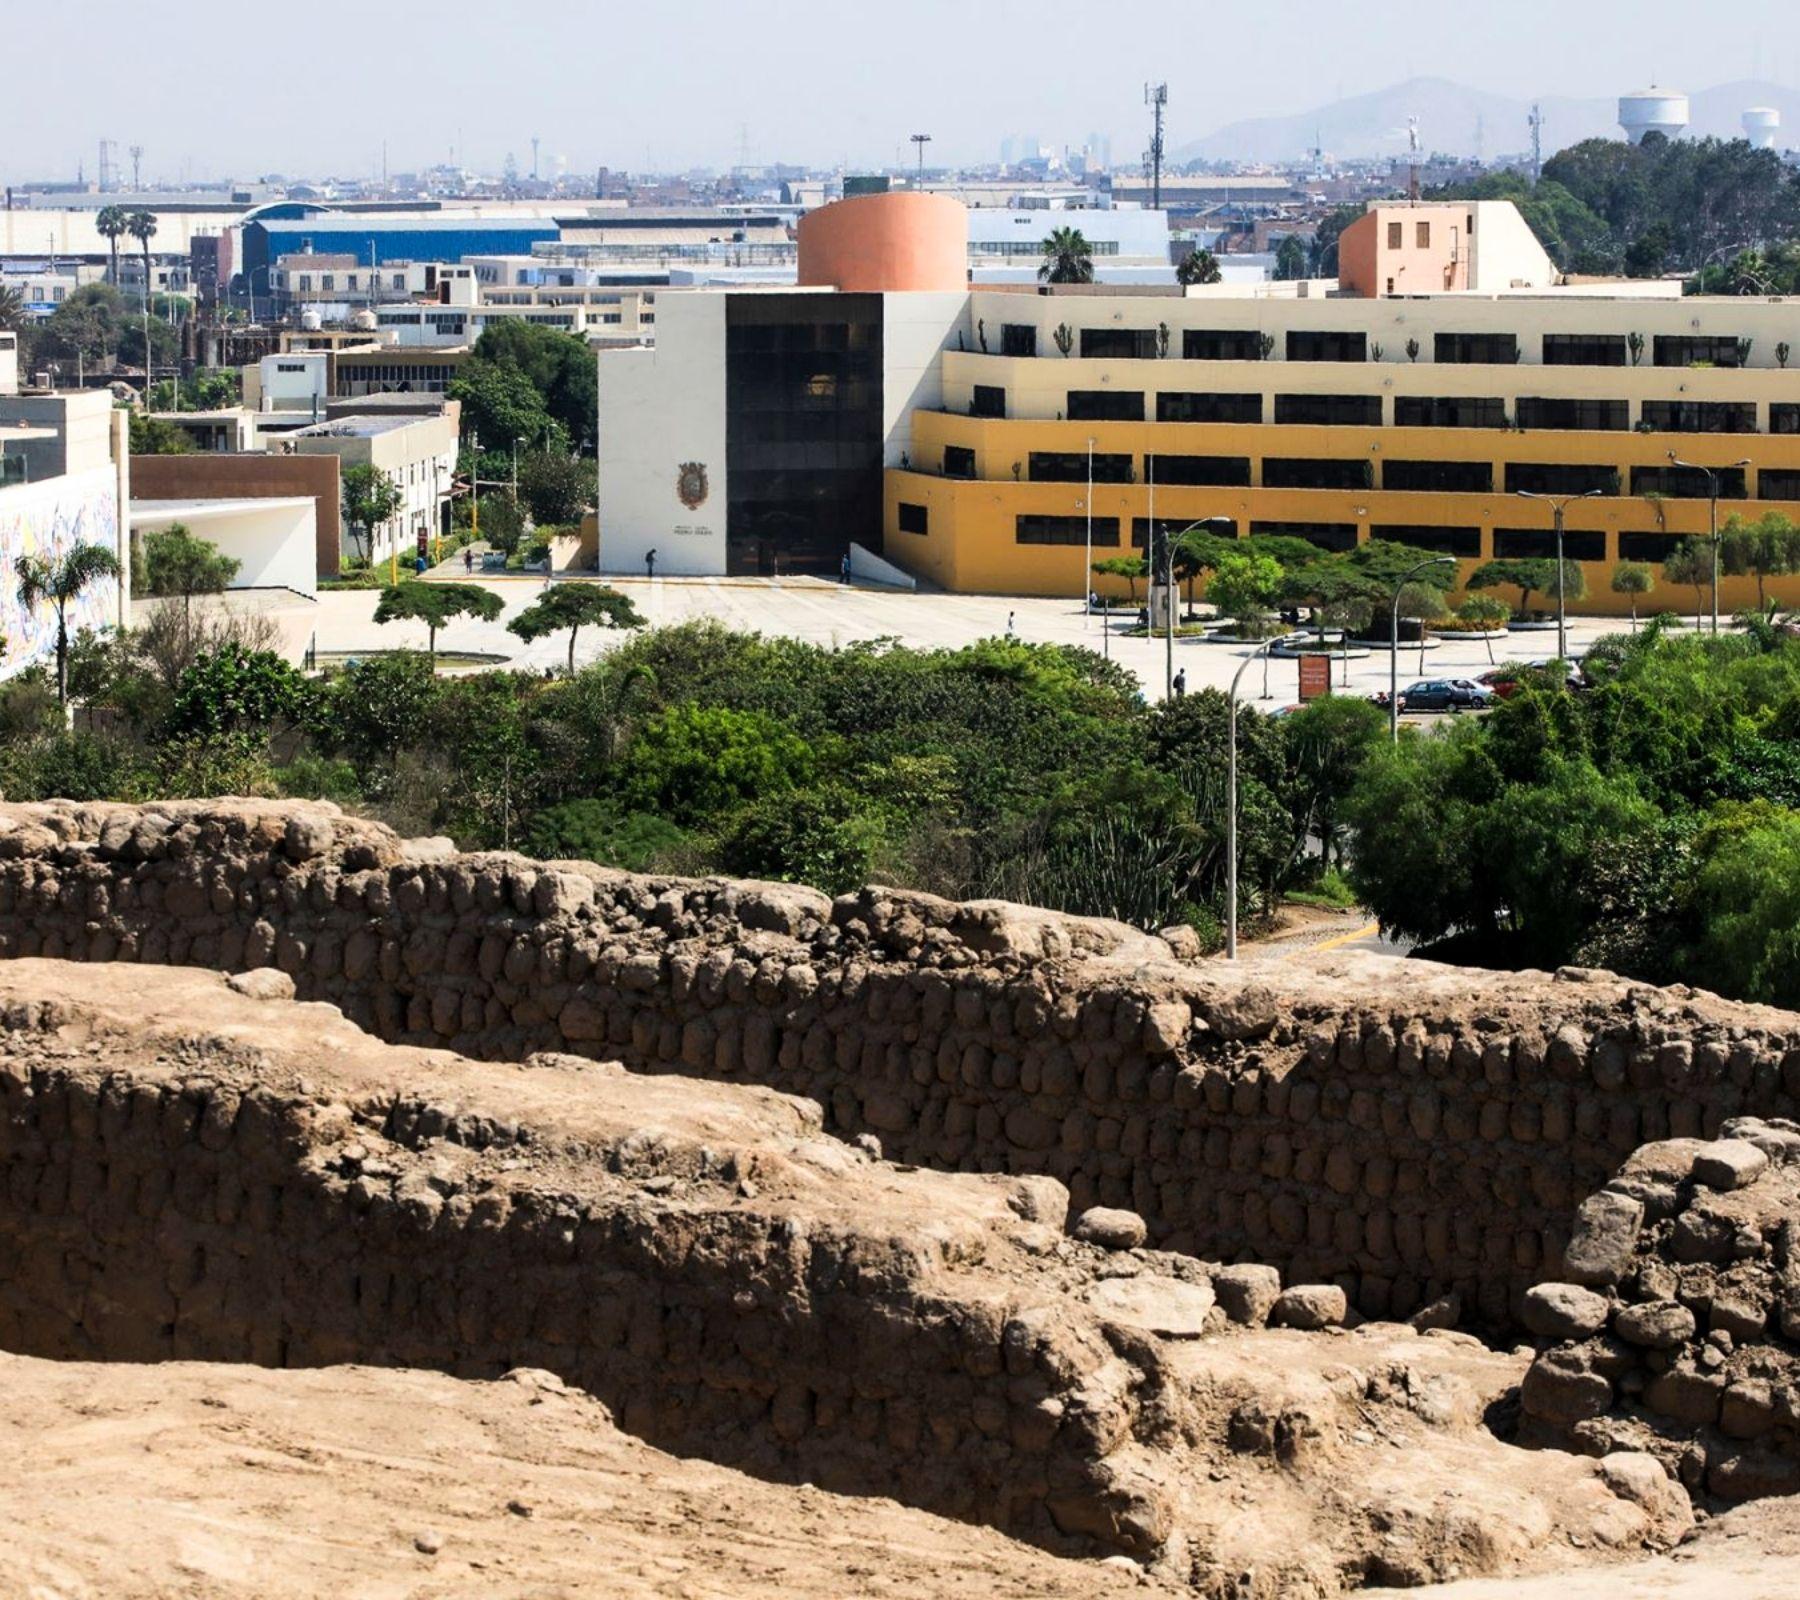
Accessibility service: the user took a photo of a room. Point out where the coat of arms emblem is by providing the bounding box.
[677,461,709,510]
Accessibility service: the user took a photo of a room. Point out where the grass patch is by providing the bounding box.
[1285,867,1360,911]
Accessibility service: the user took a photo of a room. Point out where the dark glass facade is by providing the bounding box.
[725,293,883,576]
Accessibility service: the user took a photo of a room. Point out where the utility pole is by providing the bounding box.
[1145,83,1167,210]
[910,133,931,185]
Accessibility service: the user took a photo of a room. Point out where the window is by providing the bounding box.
[1287,331,1367,363]
[1639,401,1758,435]
[1157,391,1261,423]
[1370,525,1481,557]
[1629,465,1748,500]
[1383,459,1494,493]
[1772,404,1800,436]
[1416,221,1431,248]
[1434,332,1518,364]
[1250,521,1358,551]
[1275,393,1382,426]
[1619,531,1686,562]
[943,445,976,479]
[1032,451,1131,483]
[1542,334,1628,367]
[1000,323,1037,357]
[1080,328,1159,360]
[1147,454,1251,487]
[1394,396,1507,429]
[1760,470,1800,501]
[1506,463,1620,496]
[897,502,929,534]
[1493,527,1606,562]
[1263,457,1374,490]
[1387,221,1404,249]
[1183,329,1264,361]
[322,274,336,291]
[1067,389,1144,422]
[1133,517,1238,549]
[1516,397,1628,432]
[970,384,1006,418]
[1017,514,1118,547]
[1653,335,1744,368]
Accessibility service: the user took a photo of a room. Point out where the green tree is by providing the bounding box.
[1308,203,1365,276]
[1175,248,1222,286]
[95,205,129,285]
[506,583,644,673]
[1610,560,1655,629]
[1663,540,1711,627]
[1091,555,1147,604]
[15,543,122,705]
[1205,551,1284,635]
[1282,693,1387,868]
[1454,592,1511,662]
[136,523,239,618]
[0,285,24,334]
[166,646,312,741]
[616,703,816,825]
[341,463,406,562]
[1468,556,1585,618]
[516,449,597,527]
[476,490,527,558]
[1273,235,1307,281]
[523,798,688,872]
[1720,511,1798,611]
[449,356,556,454]
[325,652,439,765]
[128,410,192,454]
[468,321,597,452]
[1681,807,1800,1006]
[1038,226,1095,285]
[37,284,131,367]
[126,210,158,305]
[372,581,503,665]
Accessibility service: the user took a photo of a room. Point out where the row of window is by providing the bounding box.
[984,329,1762,368]
[1001,517,1736,564]
[967,446,1797,501]
[973,389,1800,436]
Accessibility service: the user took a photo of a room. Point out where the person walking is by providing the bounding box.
[1006,610,1016,638]
[462,546,474,575]
[839,552,851,585]
[1172,668,1187,699]
[645,548,657,580]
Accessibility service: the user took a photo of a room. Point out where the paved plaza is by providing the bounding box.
[185,575,1668,708]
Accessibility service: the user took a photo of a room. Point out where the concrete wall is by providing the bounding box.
[597,292,727,576]
[7,800,1800,1331]
[130,454,342,578]
[131,500,318,598]
[0,333,16,397]
[880,291,969,469]
[798,193,969,293]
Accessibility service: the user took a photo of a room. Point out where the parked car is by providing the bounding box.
[1398,678,1497,713]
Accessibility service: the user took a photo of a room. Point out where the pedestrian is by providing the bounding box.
[463,546,473,575]
[645,548,657,579]
[1006,610,1016,638]
[839,552,851,585]
[1173,668,1187,699]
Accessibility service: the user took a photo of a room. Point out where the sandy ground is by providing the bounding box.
[169,580,1652,705]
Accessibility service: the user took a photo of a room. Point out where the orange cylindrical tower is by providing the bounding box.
[796,192,968,292]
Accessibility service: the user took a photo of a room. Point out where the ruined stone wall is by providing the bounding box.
[7,799,1800,1325]
[0,974,1182,1559]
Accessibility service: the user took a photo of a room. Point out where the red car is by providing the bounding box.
[1479,663,1583,700]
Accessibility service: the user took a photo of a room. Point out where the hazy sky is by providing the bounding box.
[10,0,1800,183]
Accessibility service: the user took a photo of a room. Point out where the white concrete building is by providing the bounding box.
[279,410,459,564]
[130,497,318,599]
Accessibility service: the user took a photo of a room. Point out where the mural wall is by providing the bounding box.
[0,467,121,678]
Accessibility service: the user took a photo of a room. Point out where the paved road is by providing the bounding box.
[205,577,1653,704]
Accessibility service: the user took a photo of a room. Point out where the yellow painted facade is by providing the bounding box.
[885,347,1800,616]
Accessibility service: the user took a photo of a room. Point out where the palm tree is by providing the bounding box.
[1038,226,1095,285]
[16,544,122,706]
[1175,248,1222,286]
[0,284,25,333]
[96,205,129,285]
[126,210,158,300]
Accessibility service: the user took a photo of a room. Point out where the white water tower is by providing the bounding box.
[1743,107,1781,149]
[1619,87,1689,144]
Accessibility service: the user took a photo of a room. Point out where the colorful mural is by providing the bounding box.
[0,468,121,679]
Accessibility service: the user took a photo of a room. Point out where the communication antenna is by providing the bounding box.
[531,136,540,181]
[910,132,931,185]
[129,144,144,189]
[1528,103,1544,182]
[1145,82,1168,209]
[1407,117,1421,201]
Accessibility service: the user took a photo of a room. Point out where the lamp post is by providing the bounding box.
[910,134,931,185]
[1084,436,1094,627]
[1667,452,1751,635]
[1514,487,1602,663]
[1158,515,1233,699]
[1226,633,1279,960]
[1389,556,1458,742]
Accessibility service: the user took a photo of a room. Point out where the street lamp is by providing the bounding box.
[1155,515,1233,699]
[1514,487,1602,663]
[1667,452,1751,635]
[910,134,932,185]
[1389,556,1458,742]
[1226,633,1280,960]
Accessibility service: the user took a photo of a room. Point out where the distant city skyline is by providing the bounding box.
[9,0,1800,184]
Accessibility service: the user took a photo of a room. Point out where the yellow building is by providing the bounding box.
[885,287,1800,616]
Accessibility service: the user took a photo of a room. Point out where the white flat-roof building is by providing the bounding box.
[130,496,318,599]
[278,409,459,564]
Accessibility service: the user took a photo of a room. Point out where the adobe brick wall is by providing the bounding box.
[130,453,342,576]
[6,798,1798,1327]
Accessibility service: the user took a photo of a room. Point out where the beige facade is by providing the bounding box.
[280,409,459,564]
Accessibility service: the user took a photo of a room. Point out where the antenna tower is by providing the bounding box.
[1145,82,1168,208]
[531,136,540,181]
[1407,117,1421,201]
[129,144,144,189]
